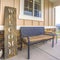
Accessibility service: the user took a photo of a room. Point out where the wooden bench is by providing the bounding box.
[20,27,54,59]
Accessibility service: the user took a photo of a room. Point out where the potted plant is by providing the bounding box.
[0,49,3,58]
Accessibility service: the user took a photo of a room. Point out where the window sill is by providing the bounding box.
[19,15,44,21]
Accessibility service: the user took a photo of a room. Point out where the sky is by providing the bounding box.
[55,6,60,25]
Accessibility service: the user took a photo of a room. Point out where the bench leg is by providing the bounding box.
[28,45,30,59]
[52,39,54,47]
[20,39,22,50]
[56,35,57,44]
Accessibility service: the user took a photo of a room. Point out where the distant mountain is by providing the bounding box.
[56,24,60,27]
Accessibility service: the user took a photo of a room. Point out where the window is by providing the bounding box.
[19,0,44,21]
[24,0,33,16]
[24,0,41,17]
[34,0,41,17]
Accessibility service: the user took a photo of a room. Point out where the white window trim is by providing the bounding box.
[0,25,56,30]
[19,0,44,21]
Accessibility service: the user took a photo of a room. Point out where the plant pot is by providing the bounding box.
[0,49,3,58]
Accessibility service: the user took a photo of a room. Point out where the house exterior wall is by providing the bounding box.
[0,0,56,49]
[0,0,55,26]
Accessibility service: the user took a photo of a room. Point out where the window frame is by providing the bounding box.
[24,0,33,16]
[19,0,44,21]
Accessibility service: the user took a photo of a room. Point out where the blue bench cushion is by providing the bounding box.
[21,27,45,37]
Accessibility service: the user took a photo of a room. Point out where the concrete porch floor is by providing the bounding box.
[5,39,60,60]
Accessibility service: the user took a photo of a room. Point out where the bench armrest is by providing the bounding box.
[45,32,55,37]
[27,36,30,43]
[21,36,30,43]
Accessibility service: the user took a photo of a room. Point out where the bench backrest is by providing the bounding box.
[20,27,45,37]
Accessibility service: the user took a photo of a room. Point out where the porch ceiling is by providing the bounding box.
[49,0,60,6]
[49,0,57,2]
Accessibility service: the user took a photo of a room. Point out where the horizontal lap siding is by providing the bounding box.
[49,2,52,26]
[0,0,55,48]
[0,0,15,25]
[0,0,55,26]
[44,0,49,26]
[24,20,33,26]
